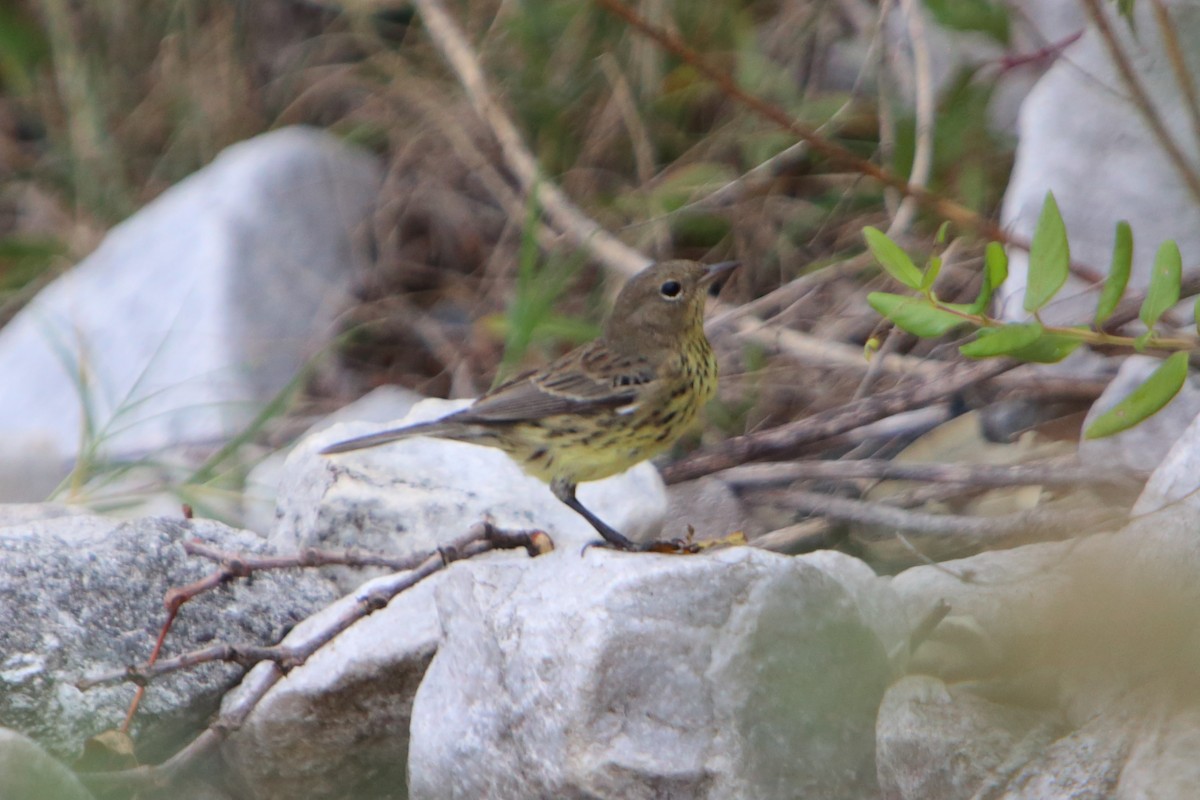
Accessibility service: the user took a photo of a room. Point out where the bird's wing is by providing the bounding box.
[456,343,657,423]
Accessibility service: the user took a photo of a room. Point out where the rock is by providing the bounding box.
[221,568,442,800]
[1133,389,1200,515]
[662,476,752,543]
[998,3,1200,323]
[882,506,1200,796]
[876,675,1058,800]
[1080,355,1200,477]
[0,510,339,761]
[0,126,379,499]
[407,547,893,800]
[242,385,424,535]
[273,399,670,591]
[0,728,95,800]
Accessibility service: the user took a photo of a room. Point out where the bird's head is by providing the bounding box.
[603,260,737,354]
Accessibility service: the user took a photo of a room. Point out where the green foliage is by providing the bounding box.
[922,0,1010,44]
[863,193,1196,438]
[1025,191,1069,313]
[1085,351,1189,438]
[1095,221,1132,326]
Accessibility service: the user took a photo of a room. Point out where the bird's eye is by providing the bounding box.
[660,280,683,299]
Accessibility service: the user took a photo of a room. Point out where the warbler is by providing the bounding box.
[320,259,737,551]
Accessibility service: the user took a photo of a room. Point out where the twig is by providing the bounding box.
[781,488,1122,547]
[1079,0,1200,205]
[76,523,551,793]
[889,0,935,236]
[662,360,1015,483]
[411,0,650,278]
[593,0,1009,244]
[719,458,1132,491]
[750,518,839,554]
[1151,0,1200,157]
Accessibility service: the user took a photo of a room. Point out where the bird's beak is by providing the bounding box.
[700,260,739,296]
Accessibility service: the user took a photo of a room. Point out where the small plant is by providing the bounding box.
[864,191,1196,438]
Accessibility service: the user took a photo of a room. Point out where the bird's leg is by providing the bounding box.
[552,480,638,550]
[552,480,700,554]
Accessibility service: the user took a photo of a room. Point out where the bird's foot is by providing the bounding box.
[580,536,702,555]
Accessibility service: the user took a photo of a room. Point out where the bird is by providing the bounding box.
[320,259,738,552]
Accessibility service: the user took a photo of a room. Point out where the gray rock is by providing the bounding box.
[243,385,425,535]
[0,728,94,800]
[662,476,751,543]
[221,569,442,800]
[273,399,669,591]
[0,126,378,499]
[0,510,339,761]
[1133,387,1200,515]
[1080,355,1200,477]
[998,2,1200,323]
[408,547,892,800]
[876,675,1058,800]
[883,505,1200,796]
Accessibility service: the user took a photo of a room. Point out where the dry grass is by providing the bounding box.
[0,0,1029,540]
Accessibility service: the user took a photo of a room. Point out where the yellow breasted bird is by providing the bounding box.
[320,259,737,552]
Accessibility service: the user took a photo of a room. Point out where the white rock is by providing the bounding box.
[0,126,378,497]
[407,547,893,799]
[242,386,424,535]
[1133,394,1200,515]
[998,3,1200,323]
[272,398,670,590]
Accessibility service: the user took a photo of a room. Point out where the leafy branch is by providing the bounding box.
[865,191,1196,439]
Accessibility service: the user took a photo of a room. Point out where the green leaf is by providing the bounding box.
[1084,351,1189,438]
[1139,240,1182,329]
[1024,192,1070,313]
[935,221,952,244]
[921,255,943,292]
[964,241,1009,314]
[868,292,964,337]
[959,323,1043,358]
[922,0,1010,44]
[1095,221,1132,326]
[1008,333,1083,363]
[863,227,923,290]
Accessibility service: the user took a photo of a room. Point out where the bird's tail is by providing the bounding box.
[318,419,458,455]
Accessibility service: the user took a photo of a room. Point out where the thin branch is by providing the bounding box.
[411,0,650,278]
[76,523,552,793]
[889,0,936,236]
[1080,0,1200,205]
[662,360,1015,483]
[781,487,1122,547]
[593,0,1009,244]
[720,458,1133,491]
[1149,0,1200,152]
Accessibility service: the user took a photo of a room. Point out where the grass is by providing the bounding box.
[0,0,1022,518]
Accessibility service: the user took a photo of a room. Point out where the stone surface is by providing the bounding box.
[1133,383,1200,515]
[876,675,1058,800]
[221,569,442,800]
[998,2,1200,323]
[0,510,339,761]
[0,728,95,800]
[0,126,378,498]
[408,547,894,800]
[882,505,1200,797]
[1079,355,1200,477]
[662,476,752,543]
[273,398,670,591]
[242,385,424,536]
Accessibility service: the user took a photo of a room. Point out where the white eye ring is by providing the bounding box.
[660,280,683,299]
